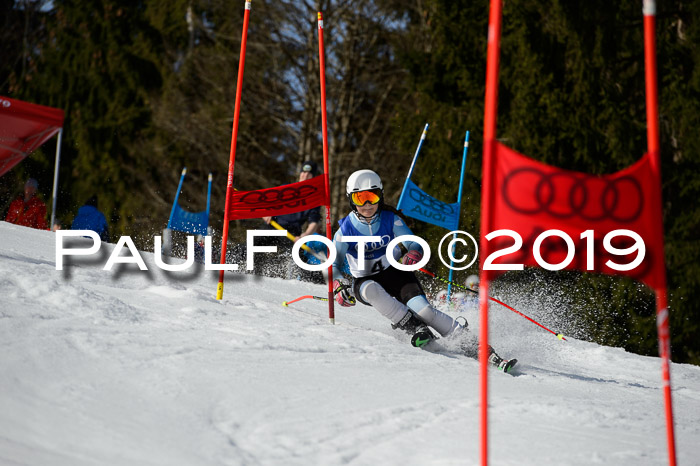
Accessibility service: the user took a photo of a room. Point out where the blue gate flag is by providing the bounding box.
[396,126,471,301]
[167,169,212,236]
[398,178,460,231]
[169,205,210,236]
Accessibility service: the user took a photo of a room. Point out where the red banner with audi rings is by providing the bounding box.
[227,174,330,220]
[488,142,664,289]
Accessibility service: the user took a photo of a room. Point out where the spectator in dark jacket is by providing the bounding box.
[5,178,48,230]
[71,195,110,242]
[262,160,321,238]
[258,161,324,283]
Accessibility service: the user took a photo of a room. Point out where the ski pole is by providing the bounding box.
[419,268,566,341]
[282,295,329,306]
[269,220,328,262]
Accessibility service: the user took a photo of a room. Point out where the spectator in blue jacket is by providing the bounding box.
[71,195,110,242]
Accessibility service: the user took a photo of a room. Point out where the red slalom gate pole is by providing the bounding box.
[480,1,503,465]
[217,0,252,300]
[317,11,335,324]
[418,268,566,341]
[643,1,677,464]
[483,294,565,340]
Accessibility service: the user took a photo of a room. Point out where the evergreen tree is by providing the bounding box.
[0,0,56,212]
[17,0,164,238]
[393,0,699,364]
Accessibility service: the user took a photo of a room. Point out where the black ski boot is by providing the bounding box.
[487,346,518,373]
[392,311,435,348]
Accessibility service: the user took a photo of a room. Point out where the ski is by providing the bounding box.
[487,346,518,373]
[410,328,518,374]
[410,326,435,348]
[493,357,518,374]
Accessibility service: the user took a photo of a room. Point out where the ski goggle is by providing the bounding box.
[350,189,382,206]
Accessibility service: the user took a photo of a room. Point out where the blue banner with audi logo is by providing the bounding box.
[397,178,461,231]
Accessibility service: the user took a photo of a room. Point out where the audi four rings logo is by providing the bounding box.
[238,185,318,206]
[355,234,392,253]
[408,188,455,215]
[502,168,644,223]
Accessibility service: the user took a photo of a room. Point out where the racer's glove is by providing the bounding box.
[401,250,423,266]
[333,279,356,307]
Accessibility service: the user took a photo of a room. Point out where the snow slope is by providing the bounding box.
[1,221,698,466]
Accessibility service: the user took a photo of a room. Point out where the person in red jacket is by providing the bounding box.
[5,178,48,230]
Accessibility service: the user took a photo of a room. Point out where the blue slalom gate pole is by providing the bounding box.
[398,123,429,208]
[447,131,470,301]
[205,173,213,220]
[168,167,187,229]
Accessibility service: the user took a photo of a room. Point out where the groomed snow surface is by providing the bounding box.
[1,221,698,466]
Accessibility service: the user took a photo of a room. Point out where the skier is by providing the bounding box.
[330,169,515,372]
[454,274,480,310]
[435,274,479,310]
[465,274,479,291]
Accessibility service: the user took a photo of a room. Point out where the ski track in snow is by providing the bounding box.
[0,221,698,466]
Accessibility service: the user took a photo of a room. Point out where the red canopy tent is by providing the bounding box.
[0,96,65,228]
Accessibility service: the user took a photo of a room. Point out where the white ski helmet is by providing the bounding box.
[346,169,384,211]
[465,274,479,290]
[346,169,383,194]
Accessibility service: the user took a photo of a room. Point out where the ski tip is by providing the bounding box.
[282,301,289,307]
[504,359,518,373]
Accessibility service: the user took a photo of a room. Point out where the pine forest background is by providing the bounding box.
[1,0,699,366]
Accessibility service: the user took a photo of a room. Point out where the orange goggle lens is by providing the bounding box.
[350,189,382,206]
